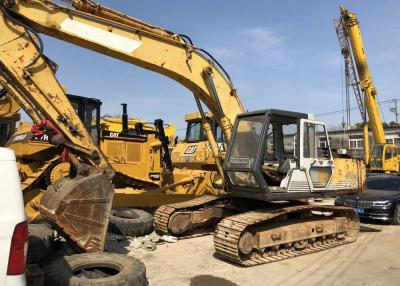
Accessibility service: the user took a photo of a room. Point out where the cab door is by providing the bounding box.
[299,119,334,191]
[383,145,399,172]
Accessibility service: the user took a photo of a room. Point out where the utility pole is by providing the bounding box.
[390,99,400,124]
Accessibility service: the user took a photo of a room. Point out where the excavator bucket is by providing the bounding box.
[38,170,114,253]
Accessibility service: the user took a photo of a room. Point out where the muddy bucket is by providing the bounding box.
[38,171,114,253]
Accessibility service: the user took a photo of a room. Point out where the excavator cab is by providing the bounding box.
[68,94,102,144]
[224,109,338,201]
[370,144,399,173]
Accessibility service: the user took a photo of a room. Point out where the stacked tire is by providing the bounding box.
[108,208,154,237]
[44,253,147,286]
[27,222,55,264]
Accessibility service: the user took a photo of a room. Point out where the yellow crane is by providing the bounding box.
[335,7,399,173]
[0,0,365,265]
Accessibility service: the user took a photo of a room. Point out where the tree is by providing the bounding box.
[354,122,363,129]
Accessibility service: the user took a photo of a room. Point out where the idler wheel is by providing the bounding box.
[238,232,255,255]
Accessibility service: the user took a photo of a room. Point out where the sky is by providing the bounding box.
[31,0,400,137]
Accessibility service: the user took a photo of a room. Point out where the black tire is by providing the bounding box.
[44,253,147,286]
[27,222,55,264]
[108,208,153,237]
[392,203,400,225]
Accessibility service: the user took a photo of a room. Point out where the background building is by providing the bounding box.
[324,126,400,159]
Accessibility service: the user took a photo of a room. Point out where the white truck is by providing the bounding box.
[0,147,27,286]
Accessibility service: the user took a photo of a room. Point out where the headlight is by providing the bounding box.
[372,200,392,207]
[335,197,344,205]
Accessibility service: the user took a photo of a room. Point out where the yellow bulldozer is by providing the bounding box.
[5,91,228,221]
[6,93,176,219]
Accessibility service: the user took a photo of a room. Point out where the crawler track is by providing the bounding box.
[154,195,225,235]
[214,205,359,266]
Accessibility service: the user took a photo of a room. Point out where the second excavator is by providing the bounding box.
[0,0,365,265]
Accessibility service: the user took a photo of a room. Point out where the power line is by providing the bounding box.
[315,99,398,117]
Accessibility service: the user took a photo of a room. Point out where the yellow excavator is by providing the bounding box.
[0,0,239,223]
[0,0,365,265]
[335,7,399,173]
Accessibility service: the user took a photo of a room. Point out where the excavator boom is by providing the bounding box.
[5,0,244,139]
[0,0,245,251]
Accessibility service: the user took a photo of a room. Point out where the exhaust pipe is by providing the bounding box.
[121,103,128,133]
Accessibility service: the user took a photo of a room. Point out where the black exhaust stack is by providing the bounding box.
[121,103,128,133]
[155,119,173,172]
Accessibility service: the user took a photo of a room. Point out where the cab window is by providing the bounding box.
[215,125,224,142]
[185,119,224,143]
[303,122,330,159]
[84,104,99,143]
[186,121,206,142]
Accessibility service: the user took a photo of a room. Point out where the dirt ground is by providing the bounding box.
[130,221,400,286]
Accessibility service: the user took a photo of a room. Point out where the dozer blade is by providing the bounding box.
[38,171,114,253]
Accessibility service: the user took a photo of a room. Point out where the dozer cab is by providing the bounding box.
[169,111,226,196]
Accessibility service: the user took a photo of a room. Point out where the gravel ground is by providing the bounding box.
[120,221,400,286]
